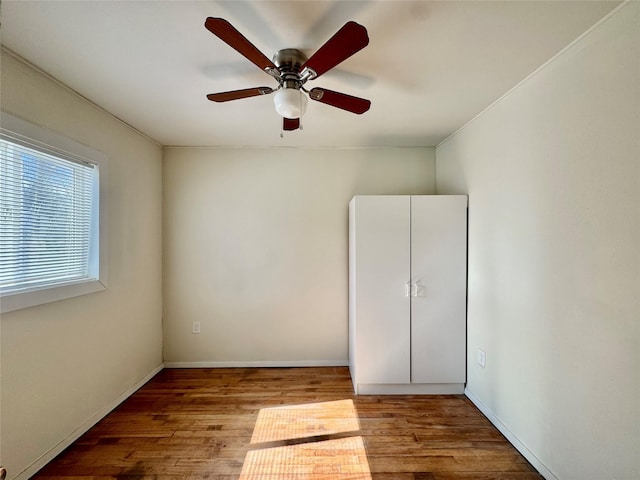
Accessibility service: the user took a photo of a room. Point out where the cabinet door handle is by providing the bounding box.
[405,282,411,297]
[411,283,418,297]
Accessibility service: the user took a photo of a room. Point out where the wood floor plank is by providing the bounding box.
[33,368,542,479]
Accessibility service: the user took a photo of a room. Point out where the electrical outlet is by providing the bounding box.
[477,348,486,368]
[192,321,201,334]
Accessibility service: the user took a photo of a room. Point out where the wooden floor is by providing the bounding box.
[34,368,542,479]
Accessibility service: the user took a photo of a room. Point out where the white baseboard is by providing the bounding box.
[356,383,465,395]
[464,387,558,480]
[14,363,164,480]
[163,360,349,368]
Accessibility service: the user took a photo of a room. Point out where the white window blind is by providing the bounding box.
[0,136,98,295]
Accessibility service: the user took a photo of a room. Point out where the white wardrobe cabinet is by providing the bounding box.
[349,195,467,394]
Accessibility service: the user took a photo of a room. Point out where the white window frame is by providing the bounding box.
[0,112,108,313]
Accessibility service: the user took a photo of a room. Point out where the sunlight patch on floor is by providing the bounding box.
[242,399,372,479]
[251,399,360,444]
[240,436,372,479]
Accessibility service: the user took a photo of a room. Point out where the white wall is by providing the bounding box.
[0,51,164,479]
[163,147,434,365]
[436,3,639,479]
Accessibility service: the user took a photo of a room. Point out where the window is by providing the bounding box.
[0,113,107,313]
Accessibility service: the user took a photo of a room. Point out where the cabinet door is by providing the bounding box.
[410,195,467,384]
[353,196,411,384]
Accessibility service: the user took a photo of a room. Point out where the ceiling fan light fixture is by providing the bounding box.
[273,88,308,119]
[205,19,371,131]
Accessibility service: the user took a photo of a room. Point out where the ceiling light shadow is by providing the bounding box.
[201,61,257,80]
[328,69,376,89]
[303,1,373,46]
[215,0,283,48]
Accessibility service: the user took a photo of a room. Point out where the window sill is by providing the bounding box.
[0,279,107,314]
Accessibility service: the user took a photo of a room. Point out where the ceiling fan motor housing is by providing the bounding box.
[272,49,308,90]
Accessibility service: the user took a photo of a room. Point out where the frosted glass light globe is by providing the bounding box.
[273,88,308,119]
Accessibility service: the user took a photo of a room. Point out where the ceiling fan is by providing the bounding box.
[204,17,371,131]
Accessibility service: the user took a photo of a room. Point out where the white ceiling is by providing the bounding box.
[1,1,619,148]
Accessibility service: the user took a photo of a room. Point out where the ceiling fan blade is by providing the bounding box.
[205,17,277,75]
[301,21,369,79]
[283,117,300,131]
[309,87,371,114]
[207,87,274,102]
